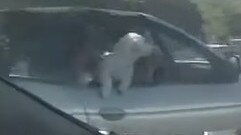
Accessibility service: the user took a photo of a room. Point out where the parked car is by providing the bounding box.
[230,38,241,46]
[1,7,241,135]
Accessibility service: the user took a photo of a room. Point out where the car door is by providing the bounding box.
[81,80,241,135]
[157,32,216,83]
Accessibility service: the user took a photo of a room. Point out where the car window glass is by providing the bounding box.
[159,33,209,62]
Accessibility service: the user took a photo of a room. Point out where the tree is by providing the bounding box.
[192,0,241,42]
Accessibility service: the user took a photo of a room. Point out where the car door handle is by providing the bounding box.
[190,64,212,69]
[99,107,126,121]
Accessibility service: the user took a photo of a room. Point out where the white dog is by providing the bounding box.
[99,32,161,98]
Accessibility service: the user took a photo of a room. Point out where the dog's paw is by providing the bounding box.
[101,84,112,98]
[118,74,132,95]
[118,85,128,95]
[101,89,110,98]
[118,90,126,95]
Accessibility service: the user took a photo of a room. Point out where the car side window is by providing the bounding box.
[159,33,209,62]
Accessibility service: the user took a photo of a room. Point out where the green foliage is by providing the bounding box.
[192,0,241,42]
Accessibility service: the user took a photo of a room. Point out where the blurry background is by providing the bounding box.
[1,1,241,135]
[0,0,241,44]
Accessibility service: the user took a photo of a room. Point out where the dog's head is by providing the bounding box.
[129,33,162,58]
[113,32,162,62]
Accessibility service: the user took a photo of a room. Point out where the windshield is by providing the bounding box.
[0,1,241,135]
